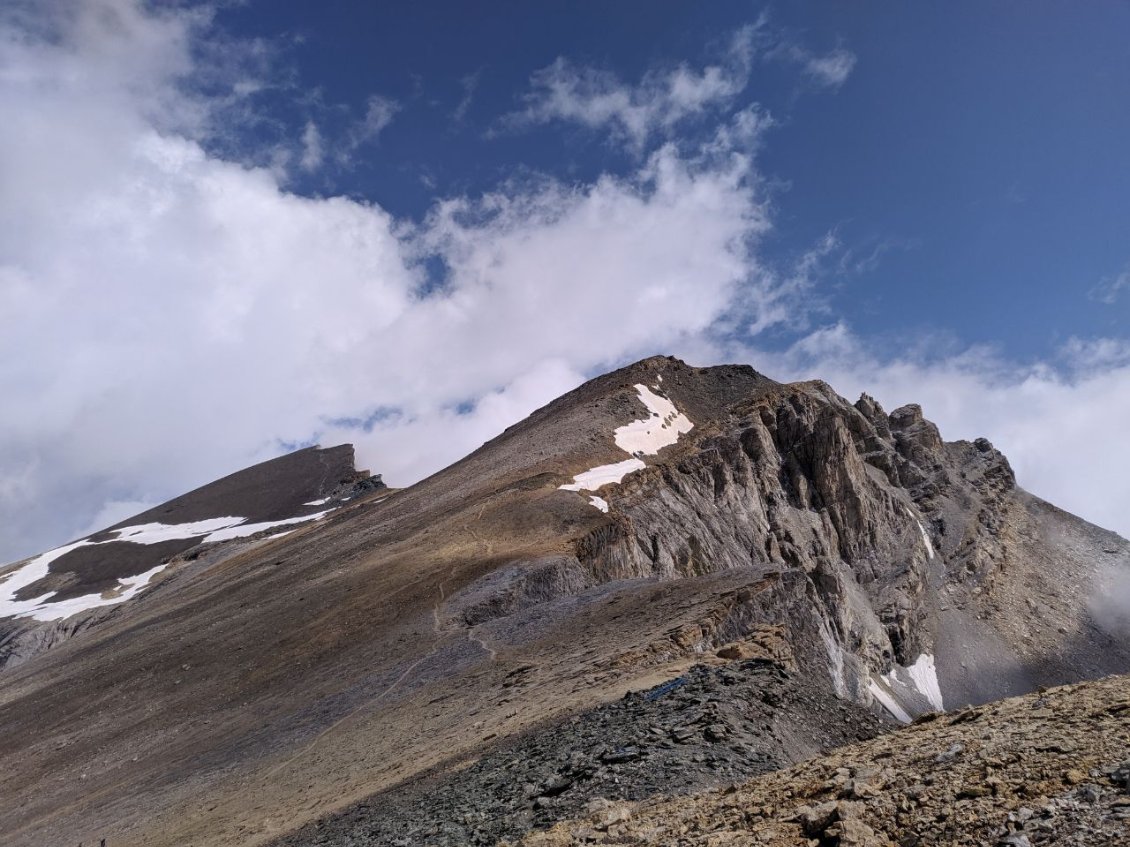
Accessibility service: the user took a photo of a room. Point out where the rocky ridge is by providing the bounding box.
[274,653,888,847]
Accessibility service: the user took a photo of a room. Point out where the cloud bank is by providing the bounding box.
[0,0,772,561]
[1,0,1127,566]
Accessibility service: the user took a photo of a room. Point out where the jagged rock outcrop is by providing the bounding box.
[446,359,1130,721]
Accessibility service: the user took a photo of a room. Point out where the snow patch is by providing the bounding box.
[904,653,945,711]
[303,497,331,506]
[559,458,646,492]
[112,516,245,545]
[588,496,610,513]
[613,385,694,456]
[1,511,332,622]
[559,384,693,500]
[202,511,330,543]
[868,679,912,723]
[879,652,945,716]
[15,564,170,623]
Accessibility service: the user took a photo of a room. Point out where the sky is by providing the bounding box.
[1,0,1128,563]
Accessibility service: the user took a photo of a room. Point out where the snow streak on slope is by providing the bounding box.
[559,459,646,492]
[0,512,331,622]
[559,383,694,509]
[905,506,936,559]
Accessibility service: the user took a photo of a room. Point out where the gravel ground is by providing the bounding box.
[273,658,888,847]
[517,673,1130,846]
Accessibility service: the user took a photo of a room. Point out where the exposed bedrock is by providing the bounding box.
[446,377,1130,722]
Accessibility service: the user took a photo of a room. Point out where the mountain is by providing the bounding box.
[0,356,1126,847]
[0,444,380,669]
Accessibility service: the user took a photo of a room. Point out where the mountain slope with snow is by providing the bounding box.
[0,356,1126,847]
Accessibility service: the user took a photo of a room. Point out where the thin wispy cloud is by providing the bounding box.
[299,121,324,171]
[502,18,856,150]
[453,71,480,123]
[794,46,857,89]
[355,94,400,144]
[501,25,760,150]
[1090,264,1130,304]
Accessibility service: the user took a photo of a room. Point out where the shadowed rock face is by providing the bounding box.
[0,356,1126,847]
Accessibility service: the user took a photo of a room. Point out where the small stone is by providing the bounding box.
[1076,783,1101,803]
[935,743,965,764]
[795,801,840,837]
[1063,768,1087,785]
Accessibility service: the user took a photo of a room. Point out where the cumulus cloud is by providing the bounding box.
[1,0,1125,569]
[0,0,774,562]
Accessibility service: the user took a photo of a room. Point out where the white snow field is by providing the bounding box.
[0,511,331,622]
[612,384,694,456]
[560,382,694,510]
[559,458,646,492]
[899,652,945,711]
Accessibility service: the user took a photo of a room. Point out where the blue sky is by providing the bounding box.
[212,1,1130,358]
[1,0,1128,561]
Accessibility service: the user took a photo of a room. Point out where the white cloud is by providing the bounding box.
[504,19,857,149]
[797,48,857,89]
[0,1,774,562]
[355,94,399,144]
[453,71,480,123]
[1090,264,1130,304]
[503,25,760,150]
[299,121,324,171]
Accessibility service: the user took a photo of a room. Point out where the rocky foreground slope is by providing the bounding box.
[516,672,1130,847]
[0,356,1127,847]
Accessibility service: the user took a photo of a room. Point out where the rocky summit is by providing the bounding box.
[0,356,1127,847]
